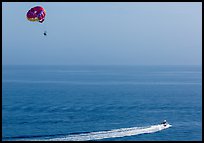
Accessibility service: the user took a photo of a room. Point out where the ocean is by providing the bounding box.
[2,65,202,141]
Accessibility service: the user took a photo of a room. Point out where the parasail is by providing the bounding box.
[26,6,46,23]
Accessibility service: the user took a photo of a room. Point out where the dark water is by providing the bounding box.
[2,65,202,141]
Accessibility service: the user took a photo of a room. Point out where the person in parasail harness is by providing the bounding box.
[44,31,47,36]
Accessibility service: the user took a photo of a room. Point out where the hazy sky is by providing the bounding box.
[2,2,202,65]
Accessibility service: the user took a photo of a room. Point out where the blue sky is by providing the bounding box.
[2,2,202,65]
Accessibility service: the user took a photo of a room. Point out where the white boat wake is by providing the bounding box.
[42,123,172,141]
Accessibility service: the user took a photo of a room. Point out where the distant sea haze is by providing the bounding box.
[2,65,202,141]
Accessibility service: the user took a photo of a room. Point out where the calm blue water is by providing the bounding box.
[2,65,202,141]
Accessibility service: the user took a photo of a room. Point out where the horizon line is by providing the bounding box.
[2,64,202,66]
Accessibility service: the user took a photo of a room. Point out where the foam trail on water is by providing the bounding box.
[41,124,172,141]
